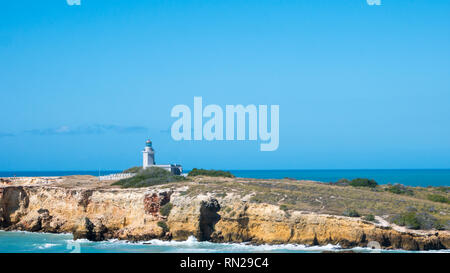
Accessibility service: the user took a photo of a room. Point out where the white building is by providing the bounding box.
[142,139,182,175]
[142,139,155,167]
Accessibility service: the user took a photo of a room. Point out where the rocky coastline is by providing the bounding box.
[0,176,449,251]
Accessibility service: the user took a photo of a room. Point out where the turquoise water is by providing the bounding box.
[2,231,448,253]
[1,169,449,187]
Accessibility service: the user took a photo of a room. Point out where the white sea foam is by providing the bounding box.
[82,236,450,253]
[3,231,450,253]
[96,236,343,253]
[36,243,59,249]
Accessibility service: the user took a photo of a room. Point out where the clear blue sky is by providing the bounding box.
[1,0,449,171]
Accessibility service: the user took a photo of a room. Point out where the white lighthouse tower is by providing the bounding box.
[142,139,155,169]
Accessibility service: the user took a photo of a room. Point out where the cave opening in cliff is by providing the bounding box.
[197,199,221,241]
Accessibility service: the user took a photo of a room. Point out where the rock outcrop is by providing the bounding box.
[0,184,449,251]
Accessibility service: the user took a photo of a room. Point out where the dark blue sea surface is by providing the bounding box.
[0,169,449,187]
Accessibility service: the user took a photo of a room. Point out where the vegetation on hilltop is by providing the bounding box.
[188,168,235,178]
[385,184,414,196]
[331,178,378,188]
[343,209,360,217]
[113,167,186,188]
[427,194,450,204]
[363,214,376,222]
[122,166,143,173]
[348,178,378,188]
[433,186,450,193]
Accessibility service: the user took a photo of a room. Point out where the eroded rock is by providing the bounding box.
[144,191,172,216]
[197,198,221,241]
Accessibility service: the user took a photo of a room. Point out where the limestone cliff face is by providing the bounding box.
[0,185,165,241]
[0,185,448,251]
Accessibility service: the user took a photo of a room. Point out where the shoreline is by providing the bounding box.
[2,230,449,253]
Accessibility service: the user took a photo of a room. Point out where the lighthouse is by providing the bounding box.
[141,138,183,175]
[142,139,155,168]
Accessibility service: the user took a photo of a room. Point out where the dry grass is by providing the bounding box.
[183,177,450,226]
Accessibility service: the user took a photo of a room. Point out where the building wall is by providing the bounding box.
[142,149,155,168]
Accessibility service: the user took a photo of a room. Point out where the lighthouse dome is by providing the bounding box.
[146,139,152,147]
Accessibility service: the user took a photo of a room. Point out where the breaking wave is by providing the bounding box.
[69,236,450,253]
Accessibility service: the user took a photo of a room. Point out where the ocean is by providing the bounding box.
[1,169,449,187]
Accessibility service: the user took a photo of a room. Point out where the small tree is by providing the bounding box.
[343,209,360,217]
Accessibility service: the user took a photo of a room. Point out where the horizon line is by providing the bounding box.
[2,168,450,172]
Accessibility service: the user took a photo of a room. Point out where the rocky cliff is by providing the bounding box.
[0,181,449,251]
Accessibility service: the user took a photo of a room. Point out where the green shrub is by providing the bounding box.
[122,166,143,173]
[385,184,414,196]
[250,196,264,203]
[427,194,450,204]
[157,221,169,233]
[392,211,420,229]
[435,186,450,193]
[335,178,350,186]
[188,168,235,178]
[444,220,450,230]
[343,209,360,217]
[160,202,173,217]
[363,214,376,222]
[391,211,442,230]
[348,178,378,188]
[113,167,186,188]
[279,204,289,211]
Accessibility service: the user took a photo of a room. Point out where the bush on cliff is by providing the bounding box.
[113,167,186,188]
[331,178,378,188]
[434,186,450,193]
[157,221,169,233]
[188,168,235,178]
[348,178,378,188]
[122,166,143,173]
[343,209,360,217]
[391,210,443,230]
[363,214,376,222]
[334,178,350,186]
[427,194,450,204]
[160,202,173,217]
[385,184,414,196]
